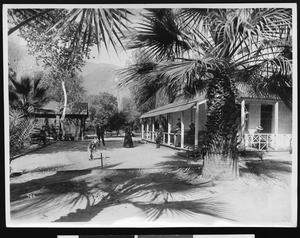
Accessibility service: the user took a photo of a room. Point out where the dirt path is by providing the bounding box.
[10,137,194,173]
[8,137,294,227]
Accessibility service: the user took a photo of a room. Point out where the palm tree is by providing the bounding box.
[9,74,49,159]
[9,75,49,116]
[118,8,292,179]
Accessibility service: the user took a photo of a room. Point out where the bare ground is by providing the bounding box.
[8,137,294,227]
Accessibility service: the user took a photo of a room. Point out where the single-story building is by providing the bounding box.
[140,87,292,151]
[34,101,89,140]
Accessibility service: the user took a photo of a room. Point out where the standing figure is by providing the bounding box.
[123,127,134,148]
[188,123,195,145]
[87,138,99,160]
[155,126,164,148]
[95,124,105,146]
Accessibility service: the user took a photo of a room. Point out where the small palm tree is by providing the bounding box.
[9,75,49,116]
[119,8,292,179]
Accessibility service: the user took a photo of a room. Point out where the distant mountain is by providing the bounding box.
[81,62,125,96]
[8,40,131,99]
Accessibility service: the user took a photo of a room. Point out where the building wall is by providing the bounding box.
[246,101,292,134]
[278,102,292,134]
[198,103,207,131]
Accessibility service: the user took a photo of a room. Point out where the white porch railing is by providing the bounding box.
[243,133,292,151]
[143,131,182,147]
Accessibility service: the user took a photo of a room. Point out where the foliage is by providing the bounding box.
[9,108,36,159]
[86,92,118,127]
[8,8,133,55]
[120,97,141,124]
[108,111,127,132]
[9,74,49,116]
[42,72,86,103]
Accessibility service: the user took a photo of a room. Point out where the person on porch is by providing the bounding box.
[155,125,164,148]
[173,118,181,147]
[187,123,195,145]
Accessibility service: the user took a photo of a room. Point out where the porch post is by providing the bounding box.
[241,99,246,149]
[146,122,149,140]
[141,121,144,140]
[194,103,200,149]
[274,101,279,149]
[180,111,184,149]
[81,118,84,140]
[167,113,171,146]
[152,117,155,141]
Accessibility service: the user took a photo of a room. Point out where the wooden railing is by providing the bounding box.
[143,131,182,147]
[243,133,292,151]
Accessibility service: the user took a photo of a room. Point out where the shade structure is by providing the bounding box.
[140,100,198,119]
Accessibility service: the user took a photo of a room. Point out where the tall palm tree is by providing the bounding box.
[9,75,49,116]
[118,8,292,179]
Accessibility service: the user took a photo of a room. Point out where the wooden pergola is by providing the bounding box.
[34,101,89,140]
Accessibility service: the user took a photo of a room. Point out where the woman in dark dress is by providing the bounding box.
[123,127,134,148]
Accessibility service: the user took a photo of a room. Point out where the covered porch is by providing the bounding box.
[240,98,292,151]
[140,97,207,150]
[140,97,292,152]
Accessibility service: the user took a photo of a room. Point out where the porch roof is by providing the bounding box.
[140,98,205,119]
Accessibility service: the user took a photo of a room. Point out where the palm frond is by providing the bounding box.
[126,9,191,60]
[9,108,37,159]
[48,8,133,54]
[8,9,55,35]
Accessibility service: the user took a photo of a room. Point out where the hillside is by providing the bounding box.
[8,41,131,99]
[81,62,127,96]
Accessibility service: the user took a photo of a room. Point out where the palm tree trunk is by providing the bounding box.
[201,72,240,180]
[60,80,67,140]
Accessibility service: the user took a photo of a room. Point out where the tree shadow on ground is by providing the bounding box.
[155,159,202,168]
[10,170,92,203]
[239,159,292,179]
[53,168,233,222]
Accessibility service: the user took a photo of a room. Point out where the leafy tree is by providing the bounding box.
[12,10,94,139]
[42,72,86,103]
[119,8,292,180]
[108,111,127,135]
[87,92,118,127]
[120,97,141,126]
